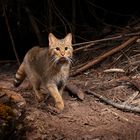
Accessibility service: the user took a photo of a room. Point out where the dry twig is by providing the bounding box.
[129,79,140,91]
[102,108,133,123]
[122,91,139,105]
[131,98,140,106]
[103,68,125,73]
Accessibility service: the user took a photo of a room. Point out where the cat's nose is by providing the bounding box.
[61,51,65,56]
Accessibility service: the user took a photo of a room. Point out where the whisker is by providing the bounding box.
[67,57,74,65]
[50,56,56,63]
[53,58,58,66]
[46,56,58,71]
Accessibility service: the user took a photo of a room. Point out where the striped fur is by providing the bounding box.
[14,63,26,87]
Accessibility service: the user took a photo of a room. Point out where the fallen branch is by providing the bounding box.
[71,36,138,76]
[65,83,84,100]
[86,90,140,113]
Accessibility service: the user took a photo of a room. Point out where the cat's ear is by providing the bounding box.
[64,33,72,44]
[48,33,57,46]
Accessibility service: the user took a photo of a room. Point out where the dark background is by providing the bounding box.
[0,0,139,60]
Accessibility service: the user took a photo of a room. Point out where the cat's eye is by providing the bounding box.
[65,47,68,50]
[56,47,60,51]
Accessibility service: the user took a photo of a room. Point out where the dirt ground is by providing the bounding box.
[0,58,140,140]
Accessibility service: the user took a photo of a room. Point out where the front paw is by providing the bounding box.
[47,105,63,115]
[56,101,64,111]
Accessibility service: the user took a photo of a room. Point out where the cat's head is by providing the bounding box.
[48,33,73,65]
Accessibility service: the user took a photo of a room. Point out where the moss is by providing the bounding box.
[0,103,15,122]
[0,102,26,140]
[0,103,16,140]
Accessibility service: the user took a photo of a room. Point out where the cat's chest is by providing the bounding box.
[54,69,68,83]
[51,66,69,84]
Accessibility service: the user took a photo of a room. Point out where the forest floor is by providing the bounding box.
[0,41,140,140]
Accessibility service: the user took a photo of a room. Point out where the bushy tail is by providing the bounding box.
[14,63,26,87]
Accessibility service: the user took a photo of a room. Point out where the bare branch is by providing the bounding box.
[86,90,140,113]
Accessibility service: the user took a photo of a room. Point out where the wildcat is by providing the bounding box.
[14,33,73,111]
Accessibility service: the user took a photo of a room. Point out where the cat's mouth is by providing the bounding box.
[58,57,68,64]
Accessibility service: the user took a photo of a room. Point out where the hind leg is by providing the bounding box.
[27,73,44,102]
[32,78,44,102]
[25,62,44,102]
